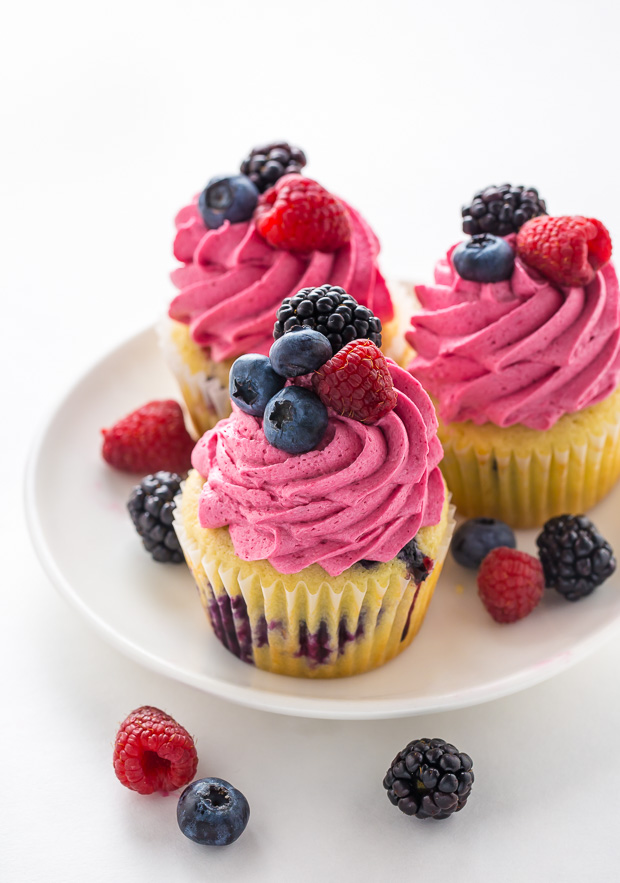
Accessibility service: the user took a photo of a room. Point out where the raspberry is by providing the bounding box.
[312,339,398,424]
[255,174,351,253]
[516,215,612,287]
[477,547,544,623]
[113,706,198,795]
[383,738,474,820]
[101,400,194,474]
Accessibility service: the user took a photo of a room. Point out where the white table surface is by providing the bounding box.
[3,1,620,880]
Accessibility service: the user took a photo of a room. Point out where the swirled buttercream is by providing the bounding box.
[169,197,393,362]
[191,362,444,576]
[406,236,620,430]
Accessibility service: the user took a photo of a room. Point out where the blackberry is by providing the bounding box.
[383,738,474,820]
[461,184,547,236]
[536,514,616,601]
[273,285,382,356]
[240,141,307,193]
[397,537,433,583]
[127,471,184,564]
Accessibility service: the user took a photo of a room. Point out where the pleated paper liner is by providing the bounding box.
[174,469,454,679]
[437,385,620,529]
[158,318,233,436]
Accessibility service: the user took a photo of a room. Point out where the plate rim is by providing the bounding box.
[24,324,620,720]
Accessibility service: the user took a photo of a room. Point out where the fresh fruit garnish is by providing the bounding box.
[536,514,616,601]
[255,175,351,253]
[273,284,382,355]
[462,184,547,236]
[263,386,328,454]
[269,328,332,377]
[198,174,259,229]
[127,471,184,564]
[101,400,194,474]
[312,339,398,424]
[451,518,516,569]
[229,354,286,417]
[516,215,612,287]
[477,547,544,623]
[177,777,250,846]
[113,706,198,795]
[240,140,307,193]
[383,738,474,820]
[452,234,515,283]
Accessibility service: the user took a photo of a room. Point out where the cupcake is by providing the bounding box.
[161,140,395,436]
[174,317,453,678]
[406,184,620,528]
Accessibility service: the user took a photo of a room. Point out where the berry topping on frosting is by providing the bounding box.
[269,328,332,378]
[462,184,547,236]
[198,174,259,229]
[452,234,515,283]
[273,285,382,355]
[255,175,351,253]
[517,215,613,287]
[229,354,286,417]
[101,400,194,475]
[240,141,307,193]
[312,339,398,424]
[263,386,328,454]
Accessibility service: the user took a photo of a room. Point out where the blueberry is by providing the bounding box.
[263,386,328,454]
[198,175,259,229]
[452,234,515,283]
[177,778,250,847]
[451,518,516,569]
[229,354,286,416]
[269,328,332,378]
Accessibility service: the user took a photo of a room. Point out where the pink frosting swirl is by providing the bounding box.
[191,362,445,576]
[406,236,620,430]
[169,197,394,362]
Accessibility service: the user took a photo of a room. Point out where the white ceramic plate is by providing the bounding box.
[25,326,620,719]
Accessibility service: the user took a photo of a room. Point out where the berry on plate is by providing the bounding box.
[312,339,398,424]
[451,517,516,569]
[177,777,250,846]
[240,140,307,193]
[113,706,198,795]
[452,234,515,283]
[127,471,184,564]
[269,328,332,377]
[477,547,544,623]
[383,738,474,820]
[536,514,617,601]
[198,174,258,229]
[255,174,351,253]
[462,183,547,236]
[516,215,612,287]
[101,400,194,475]
[273,284,382,356]
[229,354,286,417]
[263,386,328,454]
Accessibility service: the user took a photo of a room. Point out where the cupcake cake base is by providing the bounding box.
[175,469,454,679]
[438,385,620,529]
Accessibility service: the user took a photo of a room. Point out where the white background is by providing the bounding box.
[3,1,620,880]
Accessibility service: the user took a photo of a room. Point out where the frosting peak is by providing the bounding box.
[169,197,394,362]
[406,238,620,430]
[191,362,444,576]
